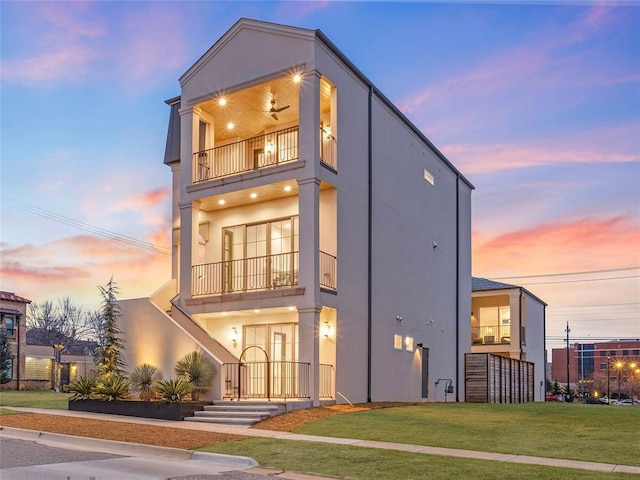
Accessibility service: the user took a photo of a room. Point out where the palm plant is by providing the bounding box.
[130,364,163,401]
[153,378,192,403]
[174,351,217,401]
[94,375,130,401]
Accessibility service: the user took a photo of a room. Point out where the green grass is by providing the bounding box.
[201,438,639,480]
[0,407,25,416]
[293,403,640,466]
[0,390,71,409]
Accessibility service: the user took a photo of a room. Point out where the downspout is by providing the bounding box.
[455,176,460,402]
[542,302,547,401]
[367,86,373,403]
[16,315,21,390]
[519,289,523,360]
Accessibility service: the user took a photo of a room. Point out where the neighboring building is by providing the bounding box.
[0,291,30,390]
[120,18,473,405]
[23,342,98,390]
[551,340,640,396]
[470,277,547,401]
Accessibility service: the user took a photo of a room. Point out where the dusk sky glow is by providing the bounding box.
[1,1,638,351]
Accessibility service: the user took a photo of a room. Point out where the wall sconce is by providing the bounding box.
[230,327,238,344]
[416,343,423,349]
[396,315,403,323]
[322,321,332,339]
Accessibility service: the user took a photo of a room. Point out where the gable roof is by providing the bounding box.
[472,277,547,306]
[0,291,31,304]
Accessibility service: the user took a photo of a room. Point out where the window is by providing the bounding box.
[405,336,414,351]
[600,363,606,370]
[622,350,629,356]
[393,334,403,350]
[610,350,617,356]
[600,351,606,357]
[4,316,14,336]
[423,169,434,186]
[3,358,13,380]
[633,350,639,356]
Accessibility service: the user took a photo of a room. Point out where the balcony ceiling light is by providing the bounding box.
[227,122,234,130]
[250,192,257,199]
[292,73,302,83]
[218,97,227,106]
[218,199,226,205]
[284,185,292,192]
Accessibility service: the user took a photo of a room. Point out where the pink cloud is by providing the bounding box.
[111,187,171,211]
[473,216,640,278]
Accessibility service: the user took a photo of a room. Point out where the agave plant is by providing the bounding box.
[130,364,163,401]
[67,375,98,400]
[174,351,217,401]
[153,378,192,403]
[94,375,130,401]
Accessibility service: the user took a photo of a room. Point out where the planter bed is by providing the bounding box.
[68,399,212,421]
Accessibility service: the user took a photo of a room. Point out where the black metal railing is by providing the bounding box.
[319,251,337,290]
[320,127,336,170]
[194,126,299,182]
[319,364,334,399]
[192,251,299,296]
[471,325,511,345]
[223,361,311,400]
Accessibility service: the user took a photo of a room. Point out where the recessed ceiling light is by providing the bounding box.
[284,185,292,192]
[221,312,227,316]
[288,306,295,311]
[227,122,234,130]
[218,199,226,205]
[250,192,257,199]
[218,97,227,106]
[293,73,301,83]
[253,309,260,314]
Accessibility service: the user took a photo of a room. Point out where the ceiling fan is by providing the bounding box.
[267,97,289,120]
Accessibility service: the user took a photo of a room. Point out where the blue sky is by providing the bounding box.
[1,1,639,350]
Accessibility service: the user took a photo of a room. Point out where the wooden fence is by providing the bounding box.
[465,353,534,403]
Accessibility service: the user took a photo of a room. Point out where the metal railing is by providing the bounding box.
[471,325,511,345]
[223,361,310,400]
[320,127,336,170]
[319,251,337,290]
[192,251,299,296]
[319,364,334,399]
[194,126,299,182]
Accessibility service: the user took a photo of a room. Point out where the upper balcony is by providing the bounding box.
[190,73,336,185]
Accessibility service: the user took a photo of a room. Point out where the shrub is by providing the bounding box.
[67,375,98,400]
[175,351,217,401]
[130,364,163,401]
[94,375,130,401]
[153,378,192,403]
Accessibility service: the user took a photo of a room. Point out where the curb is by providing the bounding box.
[0,426,258,468]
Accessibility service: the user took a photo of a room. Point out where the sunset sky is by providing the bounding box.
[1,1,638,351]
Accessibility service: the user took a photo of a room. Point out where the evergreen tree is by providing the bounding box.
[0,330,13,384]
[94,277,126,378]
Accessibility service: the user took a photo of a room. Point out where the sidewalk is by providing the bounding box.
[3,407,640,475]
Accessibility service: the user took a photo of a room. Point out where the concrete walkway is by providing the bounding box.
[3,407,640,475]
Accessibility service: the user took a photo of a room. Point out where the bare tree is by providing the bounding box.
[27,297,99,348]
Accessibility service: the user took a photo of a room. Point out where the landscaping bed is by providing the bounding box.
[68,399,212,420]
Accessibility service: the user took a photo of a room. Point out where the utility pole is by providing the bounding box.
[565,322,571,401]
[607,356,611,403]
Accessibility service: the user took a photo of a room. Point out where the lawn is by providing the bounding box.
[0,390,71,410]
[203,438,639,480]
[291,402,640,466]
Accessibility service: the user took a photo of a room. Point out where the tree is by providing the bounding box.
[27,297,99,347]
[0,331,13,384]
[94,277,126,378]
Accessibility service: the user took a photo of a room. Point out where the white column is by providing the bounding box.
[298,70,321,173]
[509,292,522,355]
[298,306,322,405]
[297,177,320,299]
[178,200,201,301]
[179,105,201,189]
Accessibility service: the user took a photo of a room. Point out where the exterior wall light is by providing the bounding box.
[322,321,331,339]
[230,327,238,343]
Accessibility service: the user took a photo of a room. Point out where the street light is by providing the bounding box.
[615,361,623,401]
[53,344,64,393]
[607,356,610,403]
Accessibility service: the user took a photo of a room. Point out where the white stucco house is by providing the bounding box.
[120,18,473,405]
[470,277,547,401]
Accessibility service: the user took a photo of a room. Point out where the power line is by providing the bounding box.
[517,275,639,286]
[1,195,171,255]
[493,266,640,280]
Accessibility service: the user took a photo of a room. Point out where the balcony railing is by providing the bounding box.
[192,251,299,296]
[471,325,511,345]
[319,251,337,290]
[320,127,336,170]
[223,361,334,400]
[194,126,299,183]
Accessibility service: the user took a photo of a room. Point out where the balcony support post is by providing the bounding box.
[509,292,522,353]
[179,105,201,188]
[298,306,322,405]
[299,70,321,175]
[179,200,201,300]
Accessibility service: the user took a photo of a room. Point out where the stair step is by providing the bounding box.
[184,416,255,427]
[203,405,280,412]
[193,411,270,419]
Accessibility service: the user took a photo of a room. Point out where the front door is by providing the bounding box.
[421,348,429,398]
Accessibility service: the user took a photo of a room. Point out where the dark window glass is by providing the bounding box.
[4,317,14,336]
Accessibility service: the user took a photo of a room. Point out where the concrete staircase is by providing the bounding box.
[184,401,285,427]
